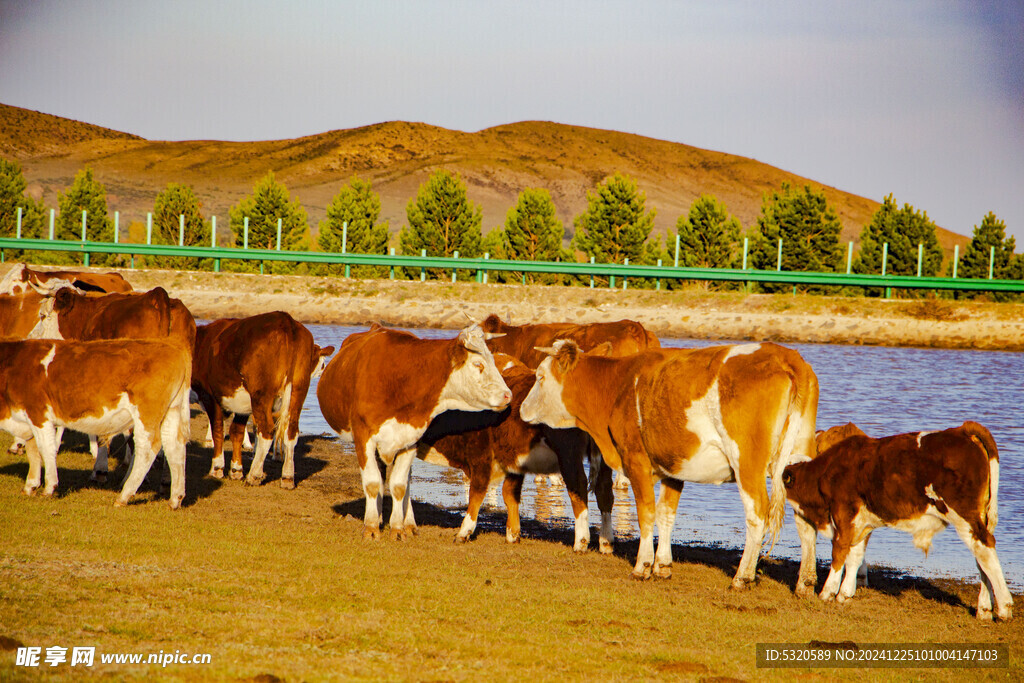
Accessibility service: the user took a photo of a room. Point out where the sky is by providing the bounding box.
[1,0,1022,243]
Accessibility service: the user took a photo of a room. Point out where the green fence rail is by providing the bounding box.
[2,236,1024,294]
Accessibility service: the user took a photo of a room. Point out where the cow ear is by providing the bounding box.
[457,325,488,353]
[553,341,580,374]
[588,341,613,357]
[319,345,335,358]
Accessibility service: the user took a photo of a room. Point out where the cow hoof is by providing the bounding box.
[454,534,470,544]
[654,564,672,579]
[506,532,521,544]
[795,582,816,598]
[819,592,837,603]
[42,487,56,497]
[598,540,614,555]
[90,471,108,484]
[362,526,381,541]
[230,469,245,481]
[169,496,184,510]
[390,528,408,542]
[244,475,264,487]
[113,497,128,508]
[631,564,653,581]
[730,577,755,591]
[279,477,295,490]
[407,525,419,536]
[209,467,224,479]
[997,606,1013,622]
[22,486,38,496]
[573,542,589,553]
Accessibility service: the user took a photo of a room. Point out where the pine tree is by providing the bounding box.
[854,194,943,296]
[502,188,568,284]
[672,194,741,290]
[399,170,482,279]
[56,167,114,265]
[229,171,311,274]
[153,183,210,270]
[318,176,390,277]
[573,173,659,267]
[956,212,1022,301]
[750,183,842,293]
[0,158,47,261]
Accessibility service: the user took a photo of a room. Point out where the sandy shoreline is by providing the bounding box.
[5,264,1024,351]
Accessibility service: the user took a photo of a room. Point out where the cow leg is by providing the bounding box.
[160,411,187,511]
[619,452,656,580]
[228,414,248,480]
[200,395,227,478]
[116,433,159,507]
[22,437,42,495]
[502,473,525,543]
[279,381,306,489]
[245,397,275,486]
[793,514,819,597]
[949,514,1013,621]
[593,454,615,554]
[837,536,869,603]
[387,446,416,541]
[820,522,853,602]
[457,465,490,543]
[30,424,60,496]
[357,438,384,540]
[732,480,769,589]
[654,478,684,579]
[90,435,109,484]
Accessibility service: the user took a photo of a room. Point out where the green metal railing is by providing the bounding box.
[2,235,1024,294]
[3,208,1023,294]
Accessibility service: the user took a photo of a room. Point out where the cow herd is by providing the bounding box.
[0,263,1013,622]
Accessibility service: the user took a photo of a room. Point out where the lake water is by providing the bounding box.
[299,324,1024,591]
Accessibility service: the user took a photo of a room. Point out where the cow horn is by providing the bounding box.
[483,332,505,341]
[461,311,480,325]
[534,346,558,356]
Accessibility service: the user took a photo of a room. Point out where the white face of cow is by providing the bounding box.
[435,325,512,415]
[520,355,575,428]
[27,296,62,340]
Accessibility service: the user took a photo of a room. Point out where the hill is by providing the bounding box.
[0,103,968,255]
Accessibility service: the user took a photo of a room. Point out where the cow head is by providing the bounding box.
[437,324,512,414]
[815,422,867,455]
[28,286,80,340]
[519,339,581,428]
[310,344,335,379]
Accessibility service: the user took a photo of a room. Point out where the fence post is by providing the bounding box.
[146,213,152,245]
[952,245,959,278]
[776,238,783,271]
[16,207,22,239]
[989,246,996,280]
[882,242,890,299]
[916,243,923,277]
[243,217,249,250]
[420,249,426,282]
[179,214,185,246]
[389,247,395,280]
[211,215,217,247]
[622,257,629,290]
[589,256,595,289]
[49,209,55,240]
[656,258,662,291]
[81,210,87,241]
[742,237,748,270]
[674,234,680,267]
[482,253,489,284]
[846,241,853,274]
[452,251,459,283]
[81,210,89,266]
[276,218,282,250]
[341,222,348,254]
[114,211,119,244]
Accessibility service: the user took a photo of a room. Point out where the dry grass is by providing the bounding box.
[2,420,1023,682]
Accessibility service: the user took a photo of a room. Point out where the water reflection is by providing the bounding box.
[303,324,1024,591]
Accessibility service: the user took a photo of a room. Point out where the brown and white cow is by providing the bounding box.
[520,340,819,588]
[782,421,1012,621]
[480,313,660,369]
[191,312,333,489]
[0,290,47,339]
[1,263,133,294]
[317,324,512,540]
[29,285,197,481]
[416,353,611,549]
[0,338,192,507]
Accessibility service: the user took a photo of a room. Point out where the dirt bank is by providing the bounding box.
[98,267,1024,351]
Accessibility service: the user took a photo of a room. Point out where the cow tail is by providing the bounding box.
[273,383,293,452]
[177,351,193,448]
[963,421,1000,531]
[767,366,818,551]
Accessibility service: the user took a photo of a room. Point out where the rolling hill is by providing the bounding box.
[0,103,968,255]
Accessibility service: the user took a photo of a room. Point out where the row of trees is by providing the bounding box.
[0,157,1018,294]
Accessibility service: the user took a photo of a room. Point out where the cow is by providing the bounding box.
[191,312,333,488]
[0,338,191,508]
[0,262,133,294]
[0,290,47,339]
[479,313,660,369]
[29,286,197,481]
[520,340,819,588]
[416,353,611,550]
[782,421,1012,621]
[317,324,512,540]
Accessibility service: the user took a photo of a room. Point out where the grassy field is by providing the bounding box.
[1,418,1022,682]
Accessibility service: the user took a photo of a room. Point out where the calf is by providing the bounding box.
[191,312,333,488]
[782,421,1012,621]
[317,324,511,540]
[416,354,613,550]
[1,262,133,294]
[0,338,191,508]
